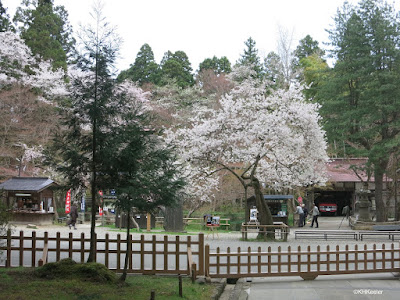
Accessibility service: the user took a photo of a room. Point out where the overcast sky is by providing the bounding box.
[3,0,400,72]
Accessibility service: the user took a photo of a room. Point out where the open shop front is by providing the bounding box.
[0,177,56,225]
[247,195,292,225]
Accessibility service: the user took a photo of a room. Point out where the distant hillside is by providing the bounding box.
[0,85,59,181]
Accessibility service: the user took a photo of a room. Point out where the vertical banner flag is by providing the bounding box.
[65,189,71,214]
[99,206,103,216]
[81,192,85,212]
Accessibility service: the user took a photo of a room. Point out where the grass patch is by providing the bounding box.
[0,261,214,300]
[99,224,232,235]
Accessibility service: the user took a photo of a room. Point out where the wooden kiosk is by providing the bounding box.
[247,195,292,225]
[0,177,57,225]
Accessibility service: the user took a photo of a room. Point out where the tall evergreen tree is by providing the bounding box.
[293,35,329,99]
[14,0,75,71]
[236,37,264,78]
[48,2,122,262]
[0,0,13,32]
[319,0,400,221]
[117,43,160,85]
[199,56,231,74]
[160,50,194,88]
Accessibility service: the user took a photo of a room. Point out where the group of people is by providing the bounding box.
[295,203,319,228]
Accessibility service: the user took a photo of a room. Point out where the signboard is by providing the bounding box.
[65,189,71,214]
[206,216,220,227]
[250,208,258,221]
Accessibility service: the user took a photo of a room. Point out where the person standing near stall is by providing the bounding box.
[295,204,304,227]
[67,202,78,230]
[310,203,319,228]
[302,204,308,226]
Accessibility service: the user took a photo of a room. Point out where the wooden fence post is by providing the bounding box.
[152,235,156,274]
[80,233,85,263]
[31,231,36,267]
[19,231,24,267]
[205,244,210,277]
[198,233,204,276]
[38,231,49,267]
[6,228,11,268]
[56,232,61,262]
[68,232,73,259]
[105,234,109,268]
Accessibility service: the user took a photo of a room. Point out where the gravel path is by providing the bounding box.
[9,216,399,251]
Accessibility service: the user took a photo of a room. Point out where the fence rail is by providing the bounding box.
[2,230,400,281]
[0,230,204,276]
[205,243,400,279]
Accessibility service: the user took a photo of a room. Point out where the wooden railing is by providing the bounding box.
[0,230,205,276]
[3,230,400,281]
[241,223,290,241]
[205,243,400,279]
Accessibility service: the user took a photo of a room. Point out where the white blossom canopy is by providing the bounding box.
[167,74,328,191]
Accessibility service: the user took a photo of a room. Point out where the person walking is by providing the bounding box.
[310,203,319,228]
[67,202,78,230]
[295,204,304,227]
[302,204,308,226]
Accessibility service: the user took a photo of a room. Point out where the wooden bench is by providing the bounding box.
[183,218,231,229]
[241,222,290,241]
[359,231,400,241]
[57,217,67,223]
[295,230,358,241]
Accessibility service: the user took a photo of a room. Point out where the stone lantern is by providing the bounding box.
[356,188,373,222]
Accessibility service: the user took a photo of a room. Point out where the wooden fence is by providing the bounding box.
[2,230,400,281]
[205,243,400,279]
[0,230,204,276]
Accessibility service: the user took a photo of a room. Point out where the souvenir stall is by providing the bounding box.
[247,195,292,225]
[0,177,57,225]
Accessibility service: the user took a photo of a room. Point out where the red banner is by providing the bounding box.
[99,206,103,216]
[65,189,71,214]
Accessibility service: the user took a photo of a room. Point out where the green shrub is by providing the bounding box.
[35,258,116,283]
[74,263,117,283]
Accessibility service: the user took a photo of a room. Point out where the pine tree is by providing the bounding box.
[160,50,194,88]
[319,0,400,221]
[236,37,264,78]
[14,0,75,71]
[117,43,160,85]
[49,1,122,262]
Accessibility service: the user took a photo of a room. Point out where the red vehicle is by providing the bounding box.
[319,203,338,214]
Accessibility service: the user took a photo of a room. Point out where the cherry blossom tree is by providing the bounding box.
[167,67,329,230]
[0,31,67,96]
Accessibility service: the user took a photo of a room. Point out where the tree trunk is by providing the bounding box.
[120,210,130,282]
[87,184,97,262]
[164,201,184,232]
[374,167,387,222]
[251,178,273,239]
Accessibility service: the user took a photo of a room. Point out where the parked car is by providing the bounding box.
[319,203,338,215]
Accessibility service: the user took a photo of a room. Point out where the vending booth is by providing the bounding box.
[247,195,292,225]
[0,177,56,225]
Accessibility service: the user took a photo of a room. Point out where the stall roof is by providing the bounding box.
[0,177,55,192]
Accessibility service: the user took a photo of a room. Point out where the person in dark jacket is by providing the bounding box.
[67,203,78,230]
[310,203,319,228]
[302,204,308,226]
